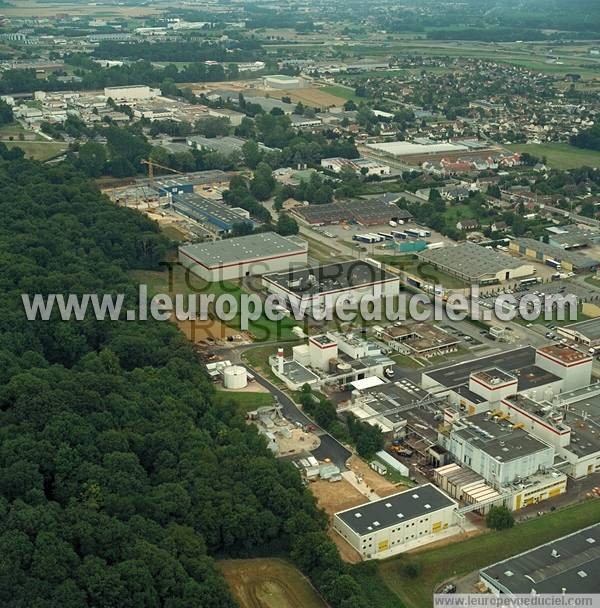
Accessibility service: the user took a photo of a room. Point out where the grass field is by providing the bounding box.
[214,390,275,412]
[321,85,361,102]
[219,558,327,608]
[507,143,600,170]
[379,498,600,608]
[129,265,299,341]
[3,141,68,161]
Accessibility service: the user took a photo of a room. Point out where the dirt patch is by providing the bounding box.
[219,558,327,608]
[269,87,346,108]
[310,478,366,516]
[309,478,366,564]
[346,456,407,497]
[175,318,242,342]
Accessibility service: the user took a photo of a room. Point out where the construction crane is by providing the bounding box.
[141,158,182,183]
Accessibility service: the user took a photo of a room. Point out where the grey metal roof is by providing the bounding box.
[418,242,529,280]
[179,232,306,268]
[480,523,600,594]
[564,317,600,341]
[454,412,552,461]
[514,237,597,270]
[263,260,396,295]
[425,346,536,389]
[336,483,455,536]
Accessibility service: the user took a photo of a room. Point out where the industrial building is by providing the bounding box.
[262,260,400,316]
[270,332,395,390]
[321,157,391,176]
[103,85,157,101]
[291,199,411,227]
[365,140,470,158]
[179,232,308,282]
[440,411,555,488]
[333,484,458,558]
[373,323,461,358]
[546,224,600,250]
[263,75,306,89]
[480,523,600,594]
[417,242,535,284]
[509,237,597,273]
[558,317,600,349]
[171,192,254,236]
[153,170,231,195]
[186,135,275,155]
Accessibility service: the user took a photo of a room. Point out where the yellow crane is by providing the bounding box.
[141,158,182,183]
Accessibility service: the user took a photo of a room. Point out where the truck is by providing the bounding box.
[389,220,398,228]
[546,258,562,270]
[418,229,431,237]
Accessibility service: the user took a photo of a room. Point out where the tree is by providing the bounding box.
[76,141,107,177]
[486,505,514,530]
[275,213,299,236]
[250,162,276,201]
[195,117,230,139]
[242,139,262,170]
[0,99,13,125]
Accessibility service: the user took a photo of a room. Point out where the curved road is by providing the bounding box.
[215,341,352,469]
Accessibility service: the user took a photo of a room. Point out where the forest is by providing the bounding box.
[0,146,374,607]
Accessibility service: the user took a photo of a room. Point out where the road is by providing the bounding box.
[216,341,353,469]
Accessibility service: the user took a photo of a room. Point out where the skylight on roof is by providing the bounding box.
[355,513,362,518]
[412,494,419,499]
[504,571,514,577]
[578,571,587,578]
[397,513,404,518]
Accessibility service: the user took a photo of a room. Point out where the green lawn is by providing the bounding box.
[507,143,600,170]
[129,265,300,341]
[4,140,68,161]
[214,390,275,413]
[379,498,600,608]
[321,85,360,101]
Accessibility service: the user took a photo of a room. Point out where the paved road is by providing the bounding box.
[215,341,353,469]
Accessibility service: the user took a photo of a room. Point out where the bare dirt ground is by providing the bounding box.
[309,478,366,564]
[175,318,241,342]
[219,558,327,608]
[258,87,346,108]
[310,478,366,516]
[346,456,407,497]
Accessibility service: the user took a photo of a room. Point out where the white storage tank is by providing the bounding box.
[223,365,248,389]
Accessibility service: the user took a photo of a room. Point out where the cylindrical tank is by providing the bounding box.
[223,365,248,389]
[337,362,352,373]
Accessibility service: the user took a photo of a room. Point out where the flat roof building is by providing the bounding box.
[262,260,400,316]
[558,318,600,349]
[509,237,597,273]
[179,232,308,282]
[171,193,253,236]
[418,242,535,284]
[480,523,600,594]
[333,483,457,558]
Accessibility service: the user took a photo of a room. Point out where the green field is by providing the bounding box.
[214,390,275,412]
[507,143,600,170]
[4,141,68,161]
[379,498,600,608]
[129,265,299,341]
[321,85,360,101]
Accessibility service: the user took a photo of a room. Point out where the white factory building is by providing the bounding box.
[178,232,308,282]
[103,85,158,102]
[333,484,458,559]
[270,332,395,391]
[262,260,400,317]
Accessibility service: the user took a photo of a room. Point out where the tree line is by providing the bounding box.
[0,147,377,607]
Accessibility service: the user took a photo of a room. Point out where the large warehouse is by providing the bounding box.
[417,242,535,284]
[171,193,254,237]
[480,523,600,594]
[333,483,457,559]
[558,317,600,348]
[179,233,308,281]
[509,237,597,273]
[262,260,400,315]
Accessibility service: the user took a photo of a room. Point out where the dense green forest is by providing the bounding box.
[0,146,376,606]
